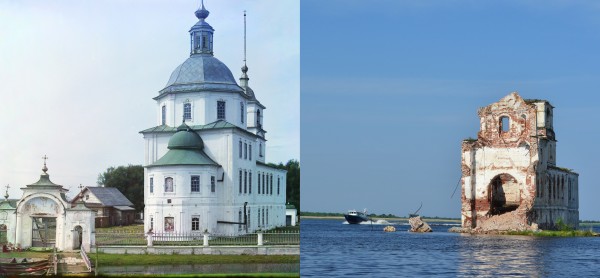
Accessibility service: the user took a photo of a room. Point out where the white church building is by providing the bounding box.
[140,2,287,235]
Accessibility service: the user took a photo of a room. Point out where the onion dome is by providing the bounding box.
[167,122,204,150]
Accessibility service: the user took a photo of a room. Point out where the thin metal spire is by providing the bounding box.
[244,10,247,67]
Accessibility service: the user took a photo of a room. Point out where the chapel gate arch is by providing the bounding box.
[489,173,521,215]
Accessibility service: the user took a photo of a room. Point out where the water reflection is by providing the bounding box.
[457,234,544,277]
[99,263,299,275]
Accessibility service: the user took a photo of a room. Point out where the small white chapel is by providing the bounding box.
[0,158,95,251]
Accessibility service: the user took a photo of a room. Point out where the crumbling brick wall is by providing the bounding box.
[461,92,578,231]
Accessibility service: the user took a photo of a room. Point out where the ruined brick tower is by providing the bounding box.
[461,92,579,231]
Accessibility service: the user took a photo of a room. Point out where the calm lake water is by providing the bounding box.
[301,219,600,277]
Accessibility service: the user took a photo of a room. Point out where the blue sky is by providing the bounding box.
[301,0,600,219]
[0,1,298,198]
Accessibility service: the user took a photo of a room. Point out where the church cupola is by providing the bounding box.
[190,0,214,55]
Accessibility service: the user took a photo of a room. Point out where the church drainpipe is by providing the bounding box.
[217,202,248,232]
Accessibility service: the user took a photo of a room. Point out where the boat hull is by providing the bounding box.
[344,214,369,224]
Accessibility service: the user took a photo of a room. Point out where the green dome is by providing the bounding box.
[168,123,204,150]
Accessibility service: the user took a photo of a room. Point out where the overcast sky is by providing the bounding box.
[0,0,299,199]
[301,0,600,220]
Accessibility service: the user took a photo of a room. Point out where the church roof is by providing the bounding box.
[148,149,219,167]
[85,187,134,207]
[147,122,220,168]
[0,199,18,209]
[155,2,245,99]
[157,54,244,98]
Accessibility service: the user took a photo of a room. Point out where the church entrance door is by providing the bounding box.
[31,217,56,248]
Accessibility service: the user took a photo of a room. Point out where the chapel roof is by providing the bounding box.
[147,122,220,168]
[85,187,134,207]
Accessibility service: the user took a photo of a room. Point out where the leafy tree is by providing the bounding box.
[97,164,144,212]
[268,159,300,213]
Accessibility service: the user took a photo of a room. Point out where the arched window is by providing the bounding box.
[500,116,509,133]
[149,177,154,193]
[259,143,263,157]
[183,102,192,120]
[164,177,174,192]
[161,105,166,125]
[256,109,261,126]
[211,176,216,193]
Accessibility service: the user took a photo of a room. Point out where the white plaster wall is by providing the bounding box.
[157,92,249,129]
[0,208,17,244]
[471,146,531,201]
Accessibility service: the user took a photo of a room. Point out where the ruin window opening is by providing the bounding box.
[500,116,510,133]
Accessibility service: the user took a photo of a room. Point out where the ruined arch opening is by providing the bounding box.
[489,174,520,215]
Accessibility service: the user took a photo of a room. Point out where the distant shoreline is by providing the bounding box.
[300,215,461,223]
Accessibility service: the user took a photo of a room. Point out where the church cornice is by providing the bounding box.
[154,84,247,101]
[140,120,266,140]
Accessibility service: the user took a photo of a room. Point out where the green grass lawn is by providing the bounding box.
[506,229,597,237]
[94,254,299,266]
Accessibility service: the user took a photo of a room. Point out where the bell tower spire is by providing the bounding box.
[190,0,214,56]
[240,10,249,87]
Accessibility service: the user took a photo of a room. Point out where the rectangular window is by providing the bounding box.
[192,217,200,231]
[238,211,242,231]
[262,173,266,195]
[149,177,154,193]
[244,143,248,159]
[240,102,244,123]
[257,209,261,227]
[165,177,174,193]
[249,144,252,160]
[150,217,154,229]
[243,170,247,194]
[161,105,166,125]
[191,175,200,192]
[277,177,280,195]
[270,174,273,195]
[183,103,192,120]
[239,141,242,159]
[239,170,242,194]
[217,101,226,120]
[257,172,261,194]
[211,176,216,193]
[164,217,174,232]
[194,35,201,49]
[249,172,252,194]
